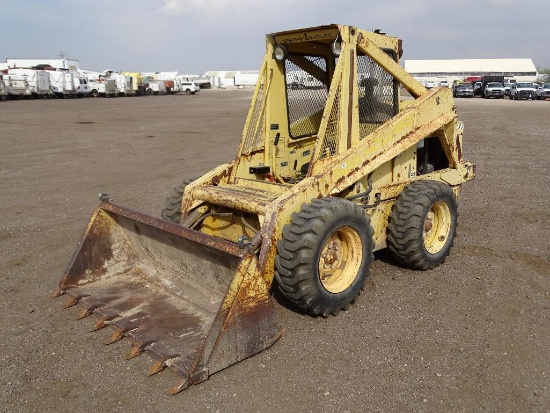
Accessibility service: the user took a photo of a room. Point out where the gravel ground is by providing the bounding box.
[0,91,549,413]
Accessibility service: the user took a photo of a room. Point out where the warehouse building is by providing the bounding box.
[404,58,538,85]
[5,58,80,72]
[204,70,260,88]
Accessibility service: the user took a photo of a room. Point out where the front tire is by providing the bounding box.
[387,180,458,270]
[275,198,374,317]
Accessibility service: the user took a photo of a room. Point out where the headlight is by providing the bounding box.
[273,45,288,62]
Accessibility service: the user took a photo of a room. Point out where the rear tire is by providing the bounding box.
[161,177,197,223]
[387,180,458,270]
[275,198,374,317]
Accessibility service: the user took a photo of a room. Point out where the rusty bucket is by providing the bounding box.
[55,201,282,394]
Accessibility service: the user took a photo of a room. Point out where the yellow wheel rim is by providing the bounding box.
[318,226,363,294]
[423,200,452,254]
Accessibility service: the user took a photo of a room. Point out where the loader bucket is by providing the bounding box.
[55,201,282,394]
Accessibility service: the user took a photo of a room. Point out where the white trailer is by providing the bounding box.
[234,72,259,88]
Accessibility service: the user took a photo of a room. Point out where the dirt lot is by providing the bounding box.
[1,91,549,413]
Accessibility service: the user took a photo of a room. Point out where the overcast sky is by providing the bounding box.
[1,0,549,74]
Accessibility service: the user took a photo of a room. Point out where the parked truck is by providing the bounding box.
[480,75,504,98]
[509,82,537,100]
[142,74,167,95]
[82,71,117,97]
[143,72,178,94]
[7,68,51,97]
[48,70,79,97]
[121,72,146,96]
[105,71,134,96]
[1,70,32,98]
[74,75,91,97]
[483,81,505,99]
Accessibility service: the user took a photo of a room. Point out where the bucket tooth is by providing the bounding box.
[147,355,180,377]
[148,360,166,376]
[63,294,90,309]
[168,378,189,395]
[104,327,137,345]
[126,341,155,360]
[51,288,65,298]
[91,315,120,332]
[77,305,104,320]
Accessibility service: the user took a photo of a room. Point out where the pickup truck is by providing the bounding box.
[509,82,537,100]
[484,82,505,99]
[536,83,550,101]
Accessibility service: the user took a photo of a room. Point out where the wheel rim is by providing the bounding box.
[318,226,363,294]
[423,200,452,254]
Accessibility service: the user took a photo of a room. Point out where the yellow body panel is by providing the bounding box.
[121,72,144,91]
[182,24,475,286]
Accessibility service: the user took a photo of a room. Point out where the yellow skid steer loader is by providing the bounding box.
[54,24,475,394]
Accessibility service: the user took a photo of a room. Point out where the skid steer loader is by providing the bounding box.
[54,24,475,394]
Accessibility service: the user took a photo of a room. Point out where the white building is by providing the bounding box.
[5,58,80,72]
[204,71,237,88]
[404,59,538,84]
[204,70,260,88]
